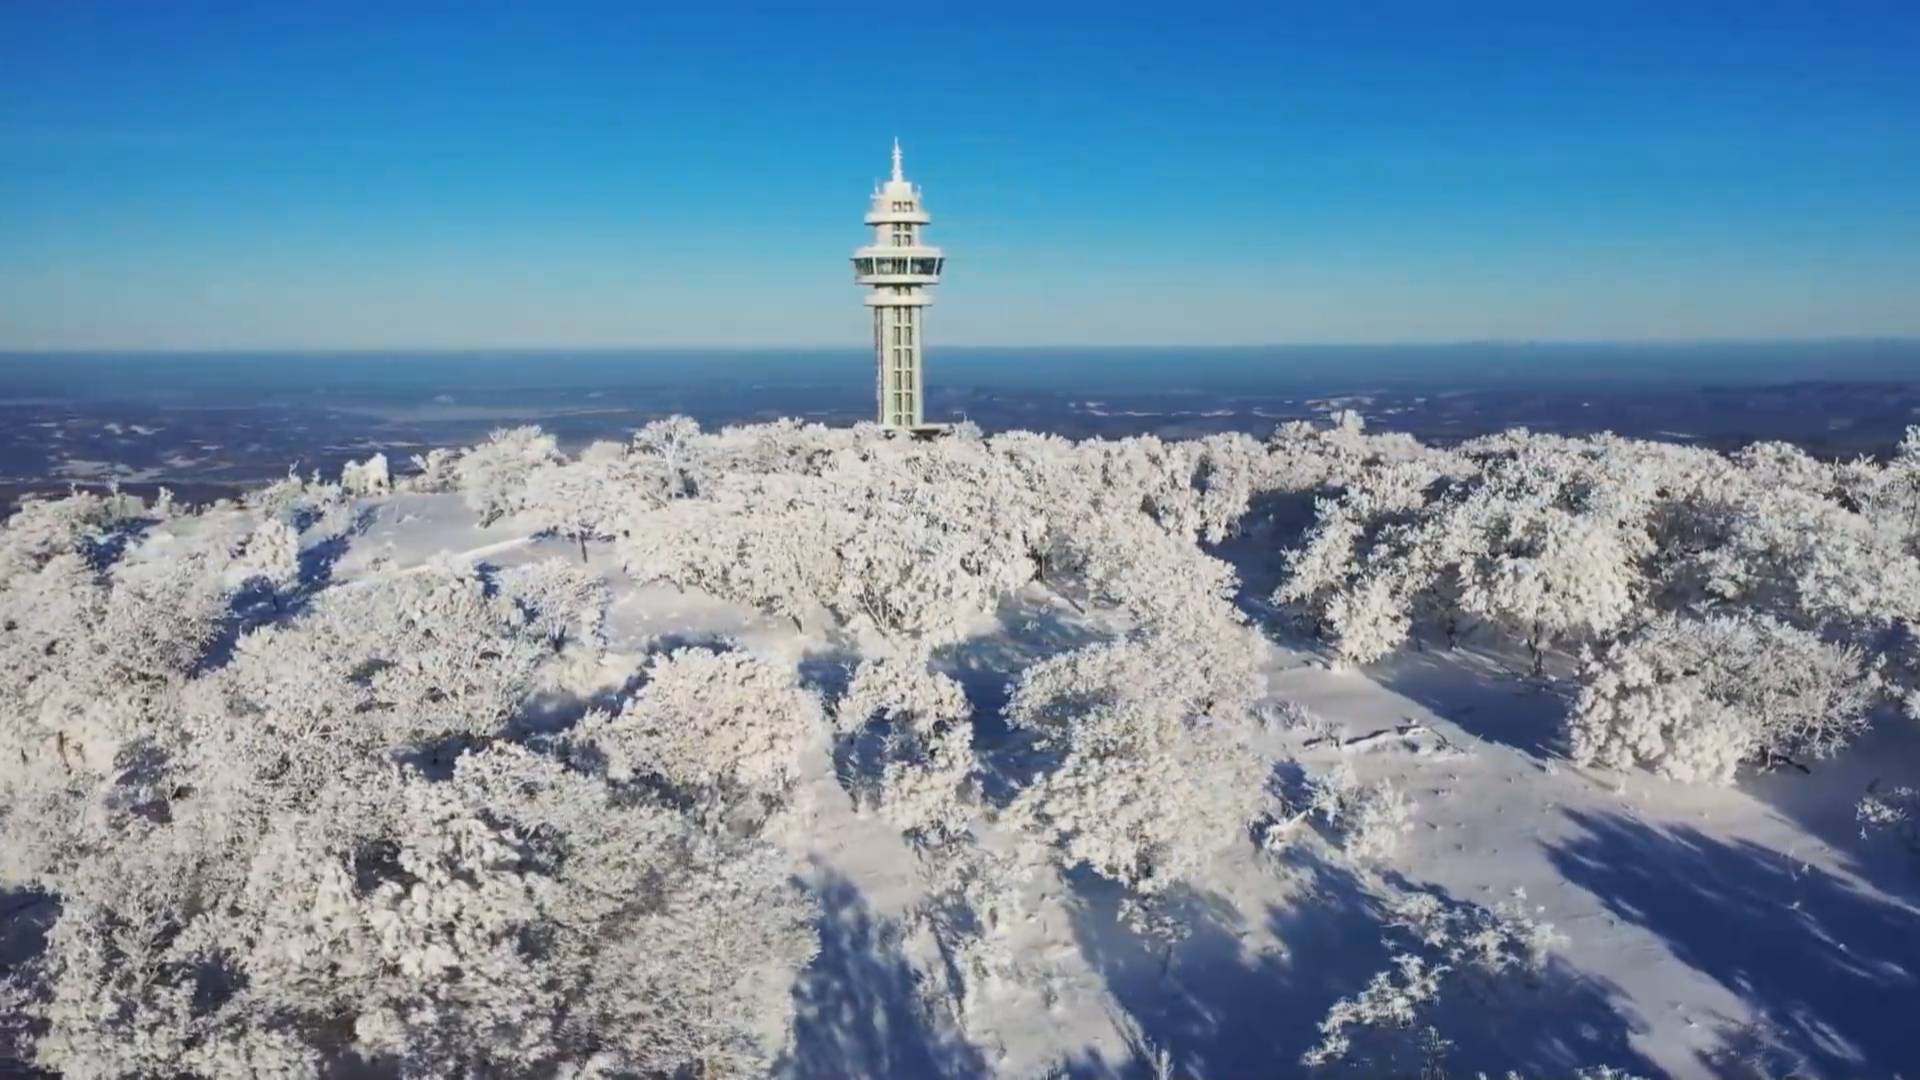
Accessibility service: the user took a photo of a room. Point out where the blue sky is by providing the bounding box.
[2,1,1917,349]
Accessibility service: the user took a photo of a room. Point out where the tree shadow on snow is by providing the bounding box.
[796,649,860,706]
[1370,870,1656,1078]
[0,889,56,1073]
[1065,853,1654,1079]
[937,596,1108,736]
[196,507,376,674]
[935,598,1108,804]
[1736,717,1920,914]
[87,514,155,573]
[777,870,988,1080]
[1548,808,1920,1078]
[0,889,55,972]
[1208,488,1321,630]
[295,504,377,595]
[1368,646,1575,760]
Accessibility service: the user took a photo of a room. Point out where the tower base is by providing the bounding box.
[882,422,953,440]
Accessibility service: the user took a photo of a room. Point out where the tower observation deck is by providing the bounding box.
[853,139,945,430]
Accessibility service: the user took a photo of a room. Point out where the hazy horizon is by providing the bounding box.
[10,342,1920,510]
[8,334,1920,354]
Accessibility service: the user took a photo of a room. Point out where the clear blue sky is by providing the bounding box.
[3,1,1917,349]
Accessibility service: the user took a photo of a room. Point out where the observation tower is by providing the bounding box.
[852,139,946,431]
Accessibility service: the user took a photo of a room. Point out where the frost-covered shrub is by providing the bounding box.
[1275,424,1920,705]
[1858,783,1917,829]
[1689,486,1920,633]
[1344,779,1416,862]
[357,568,550,739]
[497,558,609,651]
[1857,782,1919,853]
[1385,888,1566,972]
[576,647,825,828]
[1322,570,1416,668]
[257,774,563,1072]
[1006,633,1272,894]
[234,517,301,598]
[455,425,563,524]
[11,728,818,1077]
[1279,434,1658,668]
[246,469,346,529]
[520,455,624,560]
[1456,503,1643,671]
[340,452,391,496]
[1073,431,1283,546]
[183,565,549,834]
[1303,953,1447,1068]
[1569,613,1877,783]
[99,543,232,680]
[1301,762,1416,863]
[0,490,122,586]
[0,517,235,789]
[905,841,1047,1029]
[1071,511,1245,639]
[1305,888,1564,1069]
[406,446,462,492]
[613,421,1289,649]
[623,475,839,633]
[832,654,979,845]
[624,439,1045,644]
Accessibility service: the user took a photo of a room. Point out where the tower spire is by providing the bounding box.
[891,137,903,182]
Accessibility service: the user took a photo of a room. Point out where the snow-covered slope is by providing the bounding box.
[3,420,1918,1079]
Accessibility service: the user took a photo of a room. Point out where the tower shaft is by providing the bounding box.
[874,302,925,428]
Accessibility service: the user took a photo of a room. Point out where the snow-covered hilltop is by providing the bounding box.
[3,416,1917,1078]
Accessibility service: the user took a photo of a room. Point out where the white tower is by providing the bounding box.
[853,139,945,429]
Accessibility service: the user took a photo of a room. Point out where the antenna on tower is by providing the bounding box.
[891,137,904,182]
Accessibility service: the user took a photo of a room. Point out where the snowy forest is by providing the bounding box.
[3,414,1919,1079]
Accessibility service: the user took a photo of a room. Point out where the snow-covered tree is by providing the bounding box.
[405,446,462,492]
[235,516,302,601]
[574,646,826,830]
[621,474,840,634]
[1277,433,1659,668]
[0,489,122,587]
[623,435,1046,644]
[1569,612,1877,783]
[497,558,609,652]
[456,425,563,524]
[1004,629,1271,895]
[631,414,707,499]
[180,564,550,840]
[831,653,979,845]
